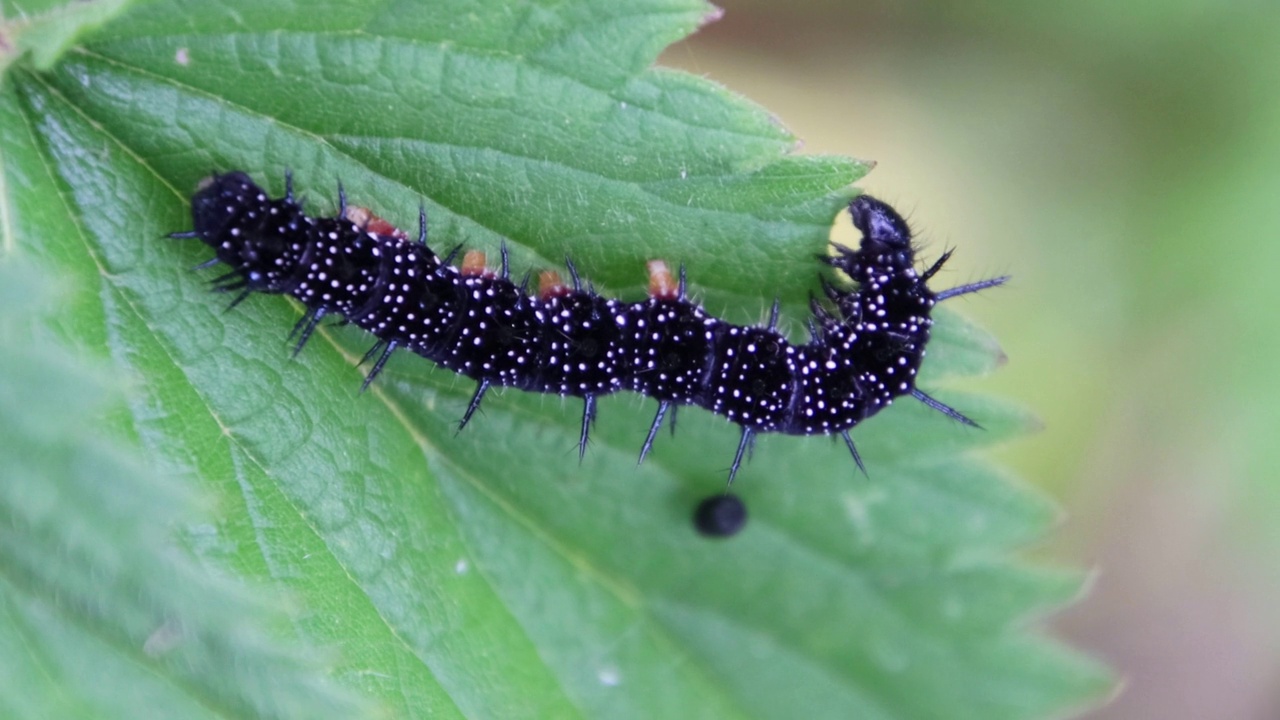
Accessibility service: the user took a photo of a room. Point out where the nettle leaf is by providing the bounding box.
[0,263,368,719]
[2,0,1111,718]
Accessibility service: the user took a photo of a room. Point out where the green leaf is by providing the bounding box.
[0,0,143,78]
[2,0,1111,718]
[0,262,369,719]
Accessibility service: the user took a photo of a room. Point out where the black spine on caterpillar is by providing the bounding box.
[173,171,1007,484]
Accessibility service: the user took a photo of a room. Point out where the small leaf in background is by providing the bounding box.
[0,0,141,77]
[1,0,1112,718]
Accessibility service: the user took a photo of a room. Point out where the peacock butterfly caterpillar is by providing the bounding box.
[171,171,1006,536]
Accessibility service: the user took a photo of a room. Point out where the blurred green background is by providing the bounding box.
[662,2,1280,718]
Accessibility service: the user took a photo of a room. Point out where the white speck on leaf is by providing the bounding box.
[597,665,621,686]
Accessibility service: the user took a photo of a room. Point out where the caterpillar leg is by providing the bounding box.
[209,269,244,290]
[359,340,398,391]
[920,249,953,283]
[565,257,583,292]
[919,245,1008,301]
[841,430,868,477]
[208,265,250,307]
[436,244,463,276]
[637,400,671,466]
[459,379,491,431]
[578,394,598,461]
[911,389,981,428]
[222,287,252,311]
[289,307,327,356]
[415,203,429,247]
[765,298,781,331]
[935,276,1009,302]
[727,426,756,486]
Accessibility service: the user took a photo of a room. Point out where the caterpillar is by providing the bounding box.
[172,171,1005,533]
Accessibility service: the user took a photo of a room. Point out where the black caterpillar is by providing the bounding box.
[173,172,1005,512]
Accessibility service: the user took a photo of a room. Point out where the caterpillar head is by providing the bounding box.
[825,194,917,282]
[848,194,912,252]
